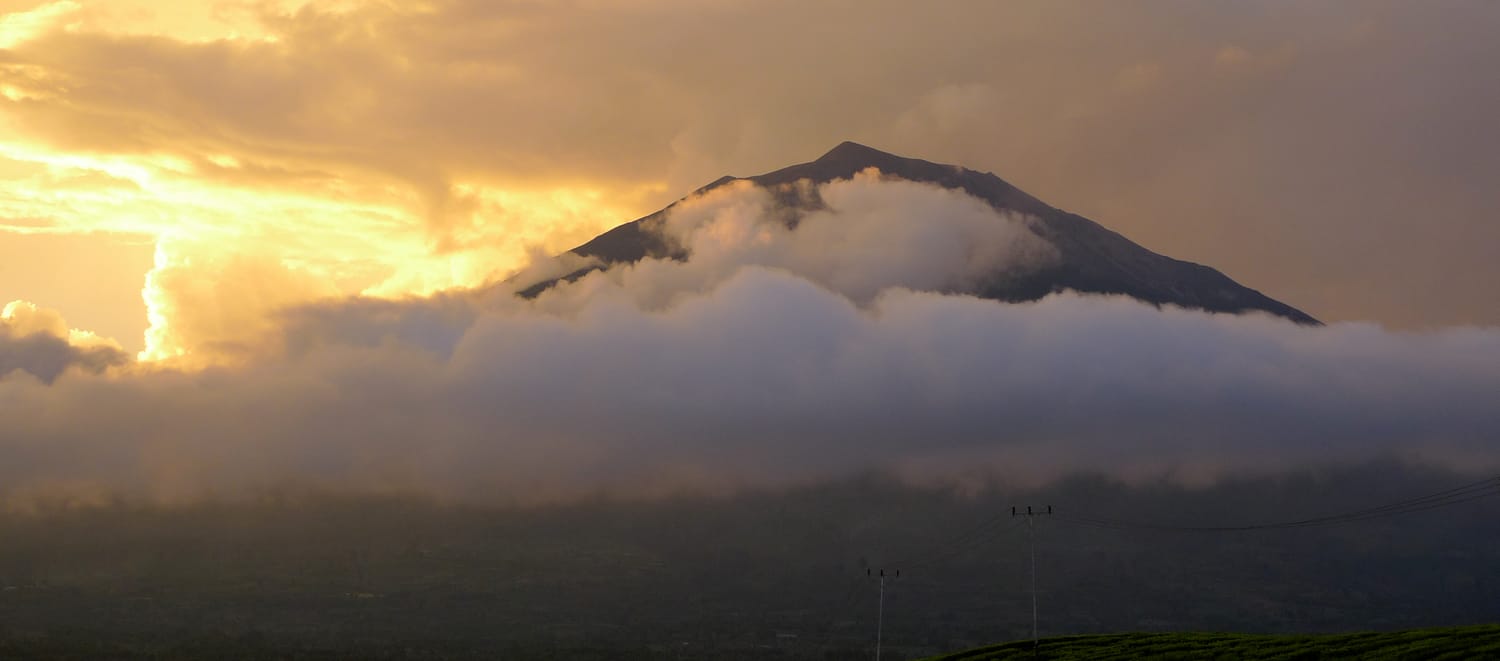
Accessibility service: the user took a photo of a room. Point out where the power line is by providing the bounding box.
[821,473,1500,655]
[1057,475,1500,533]
[807,572,868,658]
[875,508,1032,573]
[896,518,1030,573]
[869,475,1500,575]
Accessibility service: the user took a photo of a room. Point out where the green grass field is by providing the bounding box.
[927,625,1500,660]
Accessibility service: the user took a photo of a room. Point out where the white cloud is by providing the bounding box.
[0,177,1496,508]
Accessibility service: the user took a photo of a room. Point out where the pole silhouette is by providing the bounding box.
[867,568,899,661]
[1011,506,1052,657]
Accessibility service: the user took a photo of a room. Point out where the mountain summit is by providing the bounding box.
[522,142,1318,325]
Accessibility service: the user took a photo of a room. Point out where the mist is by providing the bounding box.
[1,175,1497,508]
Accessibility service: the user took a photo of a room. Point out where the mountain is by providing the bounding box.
[519,141,1319,325]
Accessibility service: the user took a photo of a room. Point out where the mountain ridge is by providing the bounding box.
[519,142,1319,325]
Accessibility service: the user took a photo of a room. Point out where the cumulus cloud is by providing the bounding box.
[140,237,342,364]
[0,177,1496,508]
[0,299,128,383]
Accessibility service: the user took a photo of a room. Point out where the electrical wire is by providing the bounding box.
[1057,475,1500,533]
[806,570,873,657]
[878,510,1028,571]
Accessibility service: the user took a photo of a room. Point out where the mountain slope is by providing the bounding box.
[522,142,1318,325]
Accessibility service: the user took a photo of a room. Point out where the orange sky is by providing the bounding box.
[2,0,1497,363]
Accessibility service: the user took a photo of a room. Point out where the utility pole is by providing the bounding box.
[866,568,899,661]
[1011,505,1052,658]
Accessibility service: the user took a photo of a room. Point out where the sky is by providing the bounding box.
[0,0,1497,356]
[0,1,1497,507]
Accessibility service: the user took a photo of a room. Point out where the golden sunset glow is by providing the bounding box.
[1,3,1498,656]
[4,0,1499,369]
[0,0,661,364]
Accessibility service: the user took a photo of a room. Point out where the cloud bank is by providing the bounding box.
[0,177,1497,508]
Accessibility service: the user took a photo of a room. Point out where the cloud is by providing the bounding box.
[547,170,1059,311]
[4,0,1498,353]
[0,0,1495,374]
[139,236,342,364]
[0,177,1496,508]
[0,299,128,383]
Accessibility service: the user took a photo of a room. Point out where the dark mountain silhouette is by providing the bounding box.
[519,141,1318,324]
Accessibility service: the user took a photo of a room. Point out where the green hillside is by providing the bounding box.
[927,625,1500,660]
